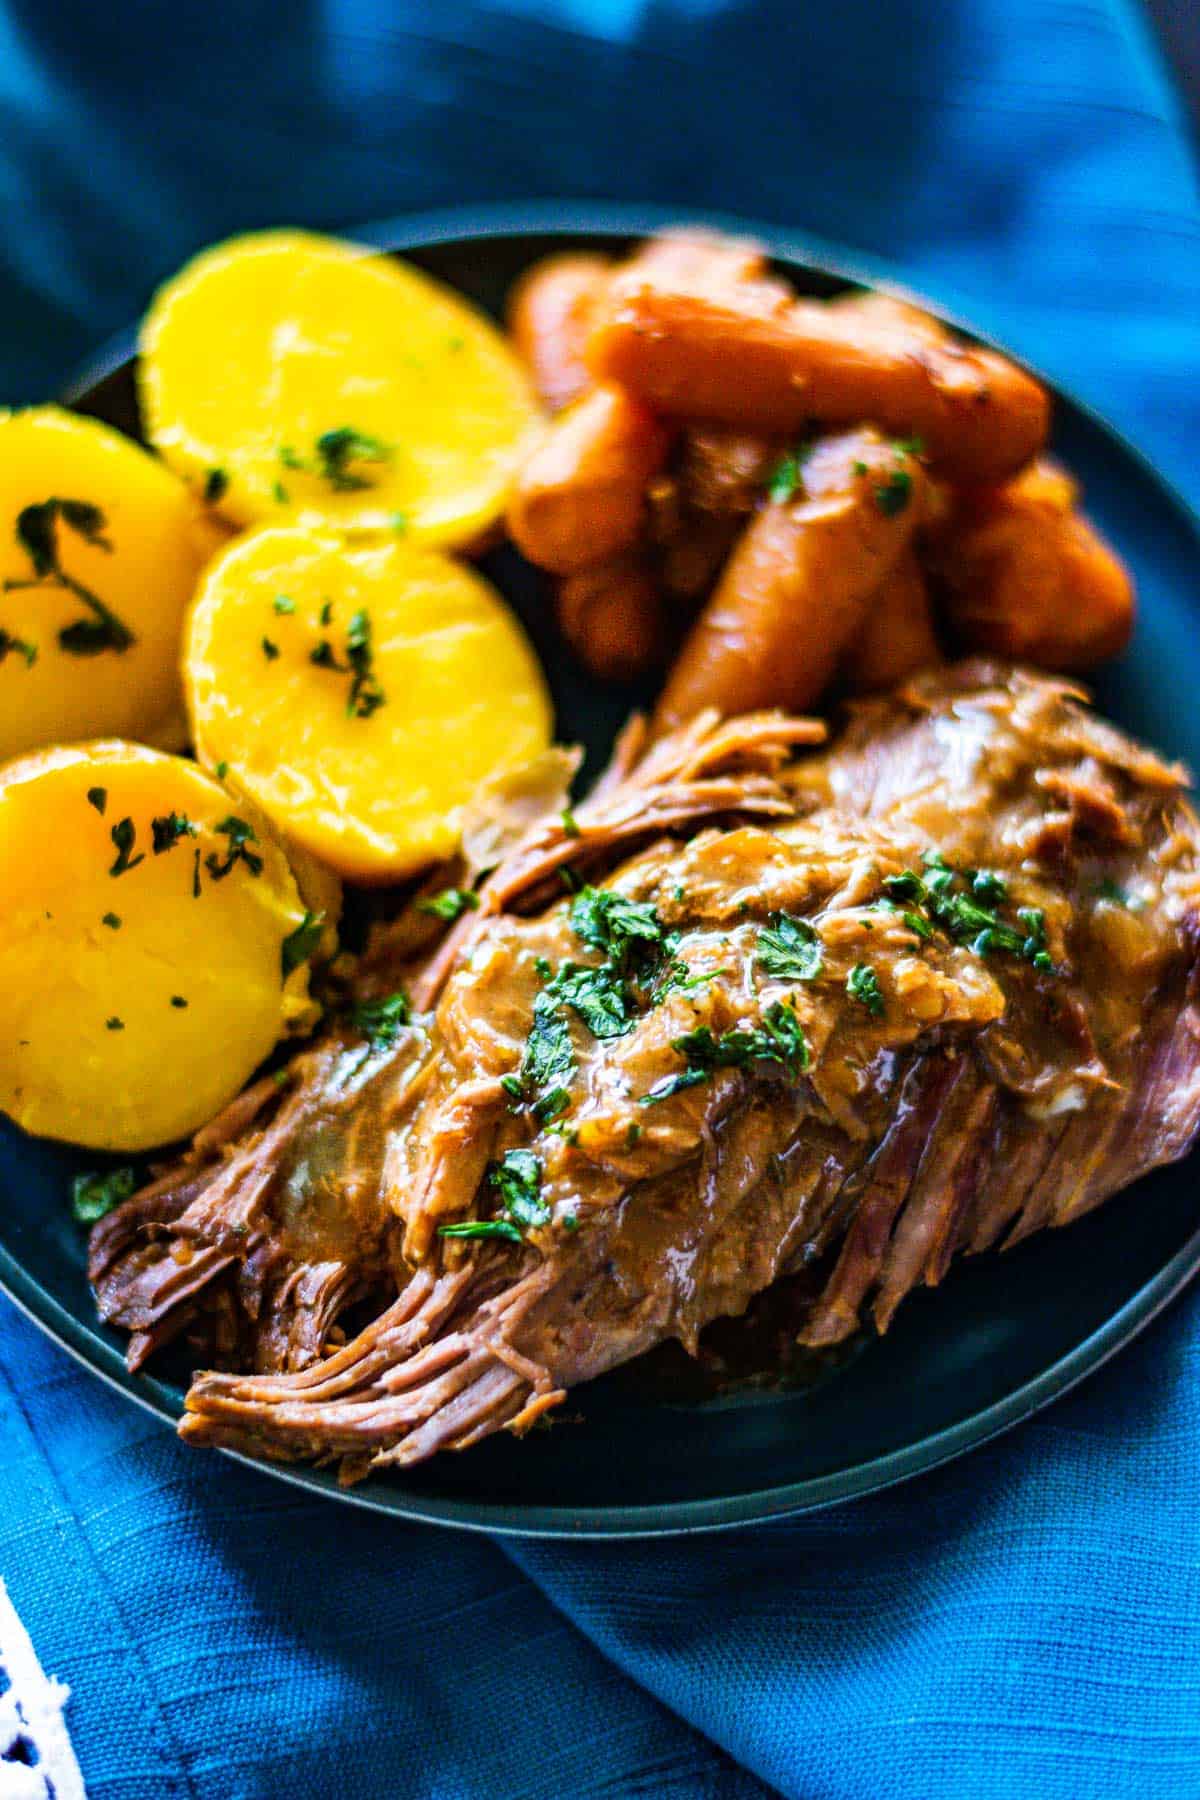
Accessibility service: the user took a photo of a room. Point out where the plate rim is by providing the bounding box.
[2,196,1197,1539]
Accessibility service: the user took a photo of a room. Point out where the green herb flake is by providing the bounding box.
[106,1015,125,1031]
[561,807,581,839]
[101,912,121,930]
[87,786,108,815]
[273,594,296,615]
[7,498,134,655]
[418,887,480,922]
[756,913,823,982]
[204,815,263,881]
[874,469,912,516]
[261,635,280,661]
[170,995,188,1009]
[272,481,290,506]
[214,761,229,780]
[71,1165,137,1225]
[642,1000,810,1104]
[203,468,229,505]
[767,445,810,505]
[846,964,885,1017]
[281,909,325,977]
[150,811,197,855]
[0,628,37,666]
[507,993,576,1122]
[350,990,411,1055]
[108,818,144,877]
[314,427,394,492]
[390,512,409,535]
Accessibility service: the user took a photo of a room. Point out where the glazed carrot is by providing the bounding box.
[507,384,674,575]
[588,268,1049,485]
[556,555,670,681]
[619,227,778,293]
[653,428,927,733]
[507,253,612,413]
[931,460,1133,669]
[846,549,941,692]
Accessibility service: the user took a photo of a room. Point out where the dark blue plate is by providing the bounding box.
[3,203,1200,1538]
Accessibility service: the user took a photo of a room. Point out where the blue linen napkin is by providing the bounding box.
[1,2,1199,1795]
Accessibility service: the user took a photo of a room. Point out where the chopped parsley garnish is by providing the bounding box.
[391,512,409,535]
[882,853,1054,971]
[214,761,228,780]
[261,635,280,660]
[203,468,229,504]
[0,628,37,666]
[71,1165,137,1225]
[570,887,664,966]
[108,818,144,876]
[547,961,633,1040]
[273,481,290,505]
[561,807,581,838]
[350,990,411,1054]
[87,786,107,815]
[150,811,197,854]
[767,444,810,504]
[315,427,393,491]
[6,498,134,655]
[345,608,385,717]
[319,600,333,627]
[101,912,121,929]
[504,993,575,1123]
[642,1000,810,1104]
[756,913,823,982]
[308,608,386,717]
[170,995,188,1009]
[204,816,263,880]
[418,887,480,922]
[874,469,912,516]
[846,963,885,1016]
[281,909,325,977]
[273,594,296,615]
[439,1148,550,1243]
[105,1015,125,1031]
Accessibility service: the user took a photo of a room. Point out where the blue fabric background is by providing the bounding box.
[1,2,1199,1795]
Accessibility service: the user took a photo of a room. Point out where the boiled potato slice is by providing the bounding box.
[0,742,318,1151]
[185,527,553,881]
[0,408,226,762]
[140,230,542,545]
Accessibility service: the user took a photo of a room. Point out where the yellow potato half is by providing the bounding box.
[140,230,543,545]
[0,408,226,762]
[0,742,317,1151]
[185,527,553,881]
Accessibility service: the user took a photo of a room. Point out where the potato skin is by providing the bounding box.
[845,549,941,692]
[556,555,670,681]
[507,385,674,575]
[507,253,612,413]
[0,408,223,763]
[930,459,1135,669]
[0,741,313,1151]
[653,428,927,732]
[588,266,1049,485]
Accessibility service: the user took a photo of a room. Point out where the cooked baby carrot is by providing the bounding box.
[507,253,612,413]
[506,384,673,575]
[653,428,927,732]
[930,459,1134,669]
[846,549,941,692]
[556,554,670,681]
[588,266,1049,485]
[678,426,787,515]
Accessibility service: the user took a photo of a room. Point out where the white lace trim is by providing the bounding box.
[0,1580,86,1799]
